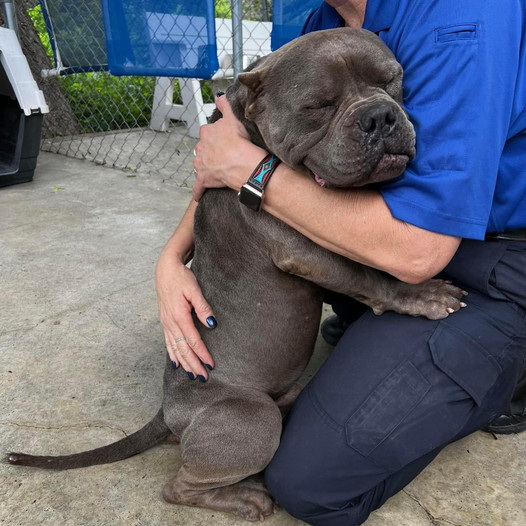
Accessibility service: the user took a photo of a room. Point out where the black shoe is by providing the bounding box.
[484,372,526,435]
[485,407,526,435]
[320,315,350,346]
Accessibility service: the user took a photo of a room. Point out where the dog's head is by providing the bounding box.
[232,28,415,188]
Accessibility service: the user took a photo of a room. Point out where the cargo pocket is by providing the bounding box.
[429,323,502,406]
[345,360,430,459]
[344,323,505,472]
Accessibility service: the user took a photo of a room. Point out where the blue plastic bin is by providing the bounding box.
[101,0,219,78]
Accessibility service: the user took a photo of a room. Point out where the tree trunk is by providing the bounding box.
[10,1,79,138]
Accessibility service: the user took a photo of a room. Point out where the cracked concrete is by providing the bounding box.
[0,152,525,526]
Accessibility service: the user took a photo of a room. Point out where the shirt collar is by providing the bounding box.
[362,0,400,33]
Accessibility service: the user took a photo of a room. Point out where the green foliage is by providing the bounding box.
[28,4,52,60]
[59,73,156,133]
[215,1,272,21]
[215,0,232,18]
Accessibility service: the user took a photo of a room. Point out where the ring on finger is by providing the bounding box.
[175,336,186,343]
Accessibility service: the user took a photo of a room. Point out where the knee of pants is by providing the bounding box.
[265,458,372,526]
[264,456,311,521]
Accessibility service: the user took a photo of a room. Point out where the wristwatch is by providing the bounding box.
[238,153,281,211]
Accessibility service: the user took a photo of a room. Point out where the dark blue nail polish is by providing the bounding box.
[205,364,214,371]
[198,375,206,383]
[172,361,177,369]
[215,91,225,97]
[206,316,217,328]
[187,372,195,380]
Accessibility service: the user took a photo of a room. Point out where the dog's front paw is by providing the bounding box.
[375,279,468,320]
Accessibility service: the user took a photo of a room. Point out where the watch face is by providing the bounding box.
[239,184,263,211]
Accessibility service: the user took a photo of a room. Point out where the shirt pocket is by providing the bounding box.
[435,24,478,43]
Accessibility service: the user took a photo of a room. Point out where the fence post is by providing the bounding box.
[231,0,243,79]
[1,0,19,36]
[261,0,269,22]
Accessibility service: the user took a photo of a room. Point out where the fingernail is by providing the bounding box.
[198,375,206,383]
[460,302,467,307]
[187,372,195,380]
[205,363,214,371]
[172,361,177,369]
[215,91,225,97]
[206,316,217,328]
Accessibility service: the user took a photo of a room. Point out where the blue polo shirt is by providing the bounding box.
[302,1,526,239]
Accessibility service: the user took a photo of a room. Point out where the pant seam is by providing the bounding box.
[307,384,343,433]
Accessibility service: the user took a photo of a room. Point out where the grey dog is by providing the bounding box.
[7,28,466,521]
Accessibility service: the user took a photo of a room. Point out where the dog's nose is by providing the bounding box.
[358,104,397,137]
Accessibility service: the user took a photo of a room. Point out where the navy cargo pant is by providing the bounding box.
[265,239,526,525]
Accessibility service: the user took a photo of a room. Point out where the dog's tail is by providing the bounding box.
[5,408,170,470]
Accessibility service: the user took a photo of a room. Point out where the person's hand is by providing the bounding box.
[192,94,266,201]
[155,249,216,381]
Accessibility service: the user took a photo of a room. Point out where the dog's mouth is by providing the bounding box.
[366,153,410,184]
[314,174,327,187]
[312,153,410,189]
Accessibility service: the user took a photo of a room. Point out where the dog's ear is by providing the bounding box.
[237,69,265,92]
[237,69,267,121]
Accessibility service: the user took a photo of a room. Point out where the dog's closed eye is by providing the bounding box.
[301,102,337,113]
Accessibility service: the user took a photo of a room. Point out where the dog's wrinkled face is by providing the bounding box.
[237,28,415,187]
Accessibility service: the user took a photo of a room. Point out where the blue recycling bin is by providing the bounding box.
[101,0,219,78]
[271,0,320,50]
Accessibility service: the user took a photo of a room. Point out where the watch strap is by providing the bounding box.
[239,153,281,211]
[246,153,281,192]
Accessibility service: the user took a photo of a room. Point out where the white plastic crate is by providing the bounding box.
[0,27,48,186]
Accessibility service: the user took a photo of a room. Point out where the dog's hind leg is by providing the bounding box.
[162,393,282,521]
[275,383,303,416]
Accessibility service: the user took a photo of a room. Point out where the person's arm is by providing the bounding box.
[159,199,197,264]
[263,167,461,284]
[155,200,216,380]
[193,97,461,284]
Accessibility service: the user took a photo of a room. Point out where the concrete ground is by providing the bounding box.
[0,152,524,526]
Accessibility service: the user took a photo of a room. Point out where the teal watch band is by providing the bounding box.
[238,154,281,212]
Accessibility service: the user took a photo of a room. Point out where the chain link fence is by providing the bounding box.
[15,0,274,186]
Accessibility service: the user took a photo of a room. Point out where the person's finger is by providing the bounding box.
[174,336,210,382]
[190,286,217,332]
[164,325,204,380]
[172,345,195,380]
[170,311,215,372]
[159,306,184,362]
[192,180,205,202]
[215,91,234,117]
[192,144,206,201]
[175,310,215,371]
[215,94,247,135]
[164,332,179,368]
